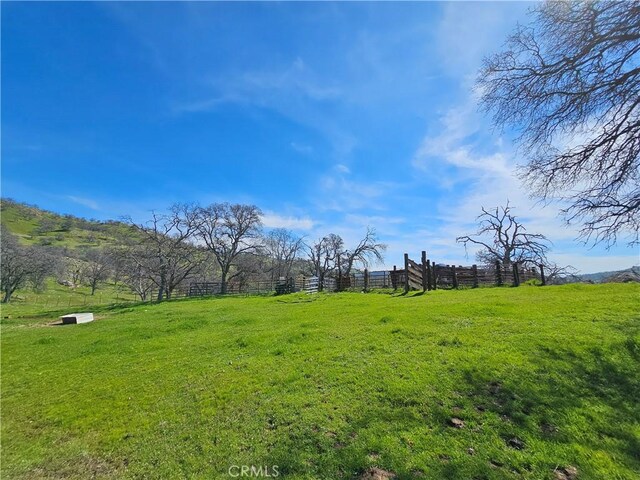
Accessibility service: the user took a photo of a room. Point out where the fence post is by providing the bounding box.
[432,261,437,290]
[364,268,369,292]
[472,264,478,288]
[421,251,428,292]
[452,265,458,289]
[426,260,432,290]
[404,253,410,293]
[539,264,546,286]
[495,261,503,286]
[513,263,520,287]
[391,266,397,291]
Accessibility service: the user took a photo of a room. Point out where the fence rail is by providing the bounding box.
[145,250,545,301]
[394,251,543,293]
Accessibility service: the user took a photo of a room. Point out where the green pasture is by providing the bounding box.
[2,284,639,479]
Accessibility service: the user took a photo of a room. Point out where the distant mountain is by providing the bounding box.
[578,266,640,283]
[0,198,131,249]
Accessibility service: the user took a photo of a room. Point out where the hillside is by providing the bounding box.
[2,284,639,479]
[578,266,640,283]
[0,198,132,249]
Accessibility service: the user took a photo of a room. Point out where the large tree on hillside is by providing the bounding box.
[190,203,263,294]
[479,1,640,246]
[456,203,551,268]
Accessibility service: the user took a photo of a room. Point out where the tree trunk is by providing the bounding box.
[220,268,228,294]
[157,274,166,302]
[2,289,13,303]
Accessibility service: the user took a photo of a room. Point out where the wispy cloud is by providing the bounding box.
[262,212,315,231]
[316,173,397,213]
[335,164,350,174]
[66,195,100,211]
[290,142,314,155]
[239,57,342,101]
[175,58,341,112]
[172,57,355,158]
[436,2,531,75]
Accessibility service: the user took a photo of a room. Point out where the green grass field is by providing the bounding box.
[2,284,639,479]
[1,280,139,318]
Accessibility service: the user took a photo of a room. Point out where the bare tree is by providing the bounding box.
[63,257,85,287]
[1,227,53,303]
[120,260,156,301]
[125,204,204,301]
[340,227,387,278]
[229,252,270,293]
[543,261,580,285]
[264,228,305,282]
[308,234,343,292]
[457,203,551,268]
[191,203,263,294]
[479,1,640,246]
[306,230,386,291]
[81,249,112,295]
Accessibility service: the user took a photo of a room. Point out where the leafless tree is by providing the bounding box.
[65,257,85,287]
[340,227,387,278]
[1,227,53,303]
[308,234,343,292]
[457,203,551,268]
[124,204,204,301]
[119,259,156,301]
[264,228,305,282]
[190,203,263,294]
[307,230,386,291]
[229,252,270,293]
[543,261,580,285]
[479,1,640,246]
[81,249,112,295]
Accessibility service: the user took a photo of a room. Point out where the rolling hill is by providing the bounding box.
[1,198,132,249]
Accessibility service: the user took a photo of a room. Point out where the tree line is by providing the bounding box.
[0,203,387,303]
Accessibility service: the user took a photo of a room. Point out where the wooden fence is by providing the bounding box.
[151,251,546,300]
[391,251,544,293]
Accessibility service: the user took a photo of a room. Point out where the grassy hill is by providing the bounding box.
[0,198,132,249]
[579,266,640,283]
[2,284,639,479]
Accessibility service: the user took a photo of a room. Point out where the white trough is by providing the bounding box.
[60,312,94,325]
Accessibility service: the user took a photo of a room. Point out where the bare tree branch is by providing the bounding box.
[479,1,640,246]
[456,202,551,267]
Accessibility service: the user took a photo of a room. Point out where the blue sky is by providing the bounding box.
[2,2,638,273]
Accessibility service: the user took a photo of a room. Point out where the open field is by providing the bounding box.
[2,284,639,479]
[1,280,139,318]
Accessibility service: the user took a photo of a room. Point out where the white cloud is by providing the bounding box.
[335,164,350,174]
[316,174,397,213]
[436,2,531,75]
[262,212,315,231]
[239,57,342,102]
[66,195,99,210]
[290,142,314,155]
[172,57,356,159]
